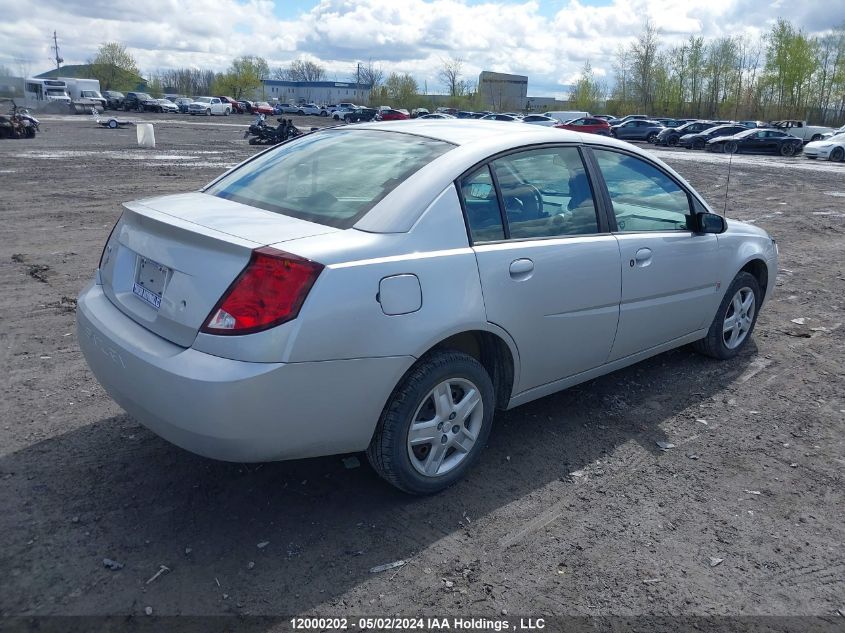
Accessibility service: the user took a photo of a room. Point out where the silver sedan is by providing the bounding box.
[77,120,778,494]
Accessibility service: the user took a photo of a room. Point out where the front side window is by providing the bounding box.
[206,129,453,229]
[491,147,599,239]
[593,150,691,232]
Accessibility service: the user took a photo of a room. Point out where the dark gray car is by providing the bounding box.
[610,119,665,142]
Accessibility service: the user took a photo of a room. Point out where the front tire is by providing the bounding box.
[367,351,495,495]
[830,147,844,162]
[667,136,678,146]
[693,271,761,360]
[780,143,796,157]
[206,108,211,116]
[693,138,705,150]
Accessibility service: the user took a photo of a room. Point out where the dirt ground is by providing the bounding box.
[0,113,843,629]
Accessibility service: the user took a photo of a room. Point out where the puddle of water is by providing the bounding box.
[824,191,845,197]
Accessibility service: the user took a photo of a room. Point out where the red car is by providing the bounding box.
[216,96,244,113]
[252,102,274,115]
[378,109,410,121]
[554,116,611,136]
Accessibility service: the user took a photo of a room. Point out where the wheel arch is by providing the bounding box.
[413,326,520,410]
[739,258,769,303]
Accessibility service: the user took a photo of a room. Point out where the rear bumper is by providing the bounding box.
[77,282,413,462]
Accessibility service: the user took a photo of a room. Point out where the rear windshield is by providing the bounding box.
[205,129,454,228]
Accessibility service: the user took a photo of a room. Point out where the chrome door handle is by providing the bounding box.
[509,258,534,279]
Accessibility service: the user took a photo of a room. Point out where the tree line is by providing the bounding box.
[572,19,845,124]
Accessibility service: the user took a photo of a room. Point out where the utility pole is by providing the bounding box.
[51,31,63,70]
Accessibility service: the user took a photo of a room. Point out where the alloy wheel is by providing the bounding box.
[780,143,795,156]
[406,378,484,477]
[830,147,844,162]
[723,287,755,349]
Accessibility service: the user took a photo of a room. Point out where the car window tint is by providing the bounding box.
[460,165,505,242]
[491,147,598,239]
[593,150,691,233]
[207,130,453,229]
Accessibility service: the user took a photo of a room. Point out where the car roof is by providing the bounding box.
[347,120,703,233]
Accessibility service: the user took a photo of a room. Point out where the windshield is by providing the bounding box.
[206,129,454,229]
[195,97,211,103]
[46,89,67,96]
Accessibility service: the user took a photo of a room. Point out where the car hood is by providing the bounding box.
[724,218,772,240]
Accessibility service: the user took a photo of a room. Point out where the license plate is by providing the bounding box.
[133,257,169,310]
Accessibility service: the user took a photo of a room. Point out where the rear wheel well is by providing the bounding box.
[740,259,769,302]
[428,331,515,410]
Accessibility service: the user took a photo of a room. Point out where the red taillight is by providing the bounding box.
[201,247,323,336]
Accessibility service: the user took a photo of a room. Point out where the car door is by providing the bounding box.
[461,146,621,392]
[589,147,722,361]
[616,121,636,139]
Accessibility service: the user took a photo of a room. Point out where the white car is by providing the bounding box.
[521,114,560,127]
[802,133,845,162]
[821,125,845,140]
[292,103,322,116]
[187,97,231,116]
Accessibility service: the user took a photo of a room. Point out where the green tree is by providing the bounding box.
[214,56,269,100]
[90,42,139,91]
[570,61,605,112]
[383,72,419,109]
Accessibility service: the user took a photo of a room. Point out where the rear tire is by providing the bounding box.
[810,134,822,142]
[693,271,761,360]
[646,132,657,143]
[367,351,495,495]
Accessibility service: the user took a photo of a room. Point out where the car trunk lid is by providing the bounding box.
[99,192,337,347]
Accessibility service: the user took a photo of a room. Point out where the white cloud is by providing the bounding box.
[1,0,842,96]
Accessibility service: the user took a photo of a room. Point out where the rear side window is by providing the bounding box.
[206,130,453,229]
[460,147,599,243]
[491,148,598,239]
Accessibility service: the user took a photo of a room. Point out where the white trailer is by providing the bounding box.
[24,78,71,111]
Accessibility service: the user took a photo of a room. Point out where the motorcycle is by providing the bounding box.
[243,114,301,145]
[0,99,40,139]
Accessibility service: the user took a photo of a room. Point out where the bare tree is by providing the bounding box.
[439,56,464,96]
[274,59,326,82]
[356,59,384,87]
[629,19,660,111]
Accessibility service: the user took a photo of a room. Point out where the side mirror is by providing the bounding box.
[694,212,726,234]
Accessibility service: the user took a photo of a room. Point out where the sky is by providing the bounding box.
[1,0,842,98]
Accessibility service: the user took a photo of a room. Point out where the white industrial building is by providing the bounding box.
[261,79,372,104]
